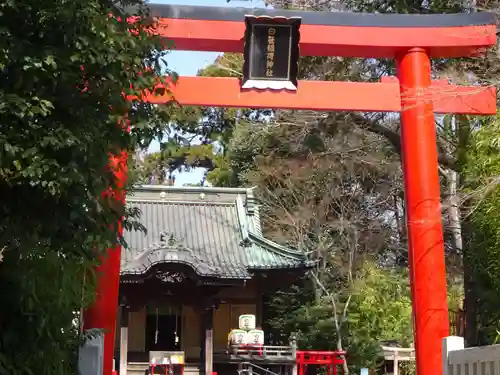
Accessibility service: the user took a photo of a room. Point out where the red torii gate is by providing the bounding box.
[84,4,497,375]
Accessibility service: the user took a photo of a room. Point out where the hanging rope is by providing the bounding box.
[174,309,179,345]
[155,307,159,344]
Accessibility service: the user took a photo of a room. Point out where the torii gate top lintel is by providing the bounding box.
[137,3,496,114]
[149,3,496,58]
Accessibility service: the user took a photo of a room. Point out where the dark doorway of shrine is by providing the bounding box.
[146,306,182,352]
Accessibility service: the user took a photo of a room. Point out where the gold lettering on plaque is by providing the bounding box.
[266,27,276,77]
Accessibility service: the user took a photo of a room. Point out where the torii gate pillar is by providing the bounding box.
[83,151,127,375]
[397,48,449,375]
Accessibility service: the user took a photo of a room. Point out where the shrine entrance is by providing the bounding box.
[84,4,497,375]
[145,306,182,353]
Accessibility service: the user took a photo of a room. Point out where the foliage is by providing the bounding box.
[229,118,402,258]
[461,115,500,344]
[0,0,172,373]
[267,265,413,373]
[227,115,407,374]
[347,266,413,370]
[135,53,260,186]
[0,250,92,375]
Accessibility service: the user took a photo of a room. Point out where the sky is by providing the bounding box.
[147,0,272,186]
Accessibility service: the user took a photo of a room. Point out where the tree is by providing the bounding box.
[0,0,172,373]
[226,113,408,373]
[267,264,413,373]
[135,53,273,186]
[459,116,500,344]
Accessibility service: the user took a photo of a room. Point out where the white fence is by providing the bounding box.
[442,336,500,375]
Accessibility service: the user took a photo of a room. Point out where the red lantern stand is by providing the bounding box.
[296,351,346,375]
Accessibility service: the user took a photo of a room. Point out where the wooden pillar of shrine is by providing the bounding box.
[200,306,214,375]
[255,277,264,327]
[119,305,129,375]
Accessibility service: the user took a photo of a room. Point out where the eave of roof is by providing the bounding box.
[121,185,313,280]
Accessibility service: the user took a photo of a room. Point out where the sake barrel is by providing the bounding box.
[229,329,247,345]
[238,314,256,331]
[247,329,265,346]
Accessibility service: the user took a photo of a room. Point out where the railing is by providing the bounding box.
[442,336,500,375]
[231,346,295,357]
[380,346,414,375]
[214,345,296,363]
[238,362,282,375]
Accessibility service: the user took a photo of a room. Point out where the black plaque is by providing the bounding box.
[242,16,301,90]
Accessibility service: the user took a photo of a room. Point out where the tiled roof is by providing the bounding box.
[121,185,311,280]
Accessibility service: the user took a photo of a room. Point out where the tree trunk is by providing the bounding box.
[463,217,478,347]
[393,193,408,266]
[464,263,478,346]
[337,337,349,375]
[456,116,478,347]
[448,170,463,255]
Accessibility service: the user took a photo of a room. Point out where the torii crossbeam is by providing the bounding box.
[84,4,497,375]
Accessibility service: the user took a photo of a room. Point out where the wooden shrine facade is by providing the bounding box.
[115,186,312,375]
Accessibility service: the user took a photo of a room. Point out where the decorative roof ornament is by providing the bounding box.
[154,270,187,283]
[159,231,177,247]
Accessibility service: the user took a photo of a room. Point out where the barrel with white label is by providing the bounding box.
[246,329,265,346]
[238,314,256,331]
[229,329,247,345]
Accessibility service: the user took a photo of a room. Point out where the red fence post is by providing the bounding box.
[396,48,450,375]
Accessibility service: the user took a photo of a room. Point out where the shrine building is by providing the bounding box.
[115,185,313,375]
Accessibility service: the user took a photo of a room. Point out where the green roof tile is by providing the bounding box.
[121,185,311,280]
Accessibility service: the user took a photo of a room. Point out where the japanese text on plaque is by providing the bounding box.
[266,27,276,77]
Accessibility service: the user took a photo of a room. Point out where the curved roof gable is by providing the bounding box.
[121,185,312,279]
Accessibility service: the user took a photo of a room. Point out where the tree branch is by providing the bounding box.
[309,271,351,375]
[346,113,459,171]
